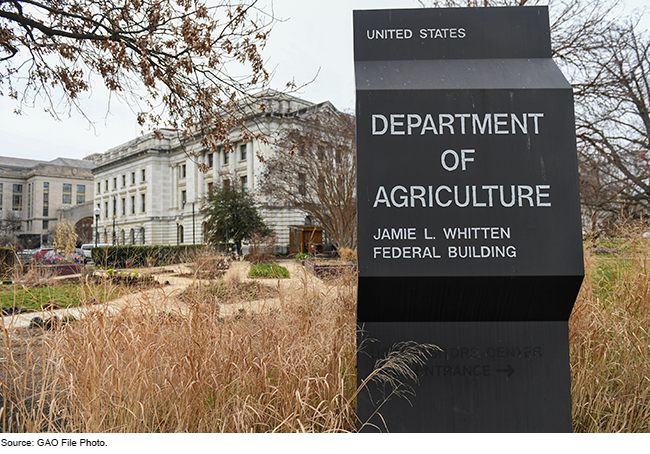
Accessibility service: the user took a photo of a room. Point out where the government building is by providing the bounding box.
[0,156,94,248]
[92,91,337,252]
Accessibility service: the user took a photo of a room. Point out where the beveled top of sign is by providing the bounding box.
[353,7,551,61]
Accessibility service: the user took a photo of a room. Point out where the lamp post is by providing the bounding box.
[94,207,101,247]
[112,196,116,246]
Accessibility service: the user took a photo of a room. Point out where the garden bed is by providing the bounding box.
[87,270,158,289]
[0,282,128,313]
[248,263,290,279]
[34,264,84,277]
[302,259,356,279]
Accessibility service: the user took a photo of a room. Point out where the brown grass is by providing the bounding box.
[4,229,650,432]
[1,266,358,432]
[570,227,650,432]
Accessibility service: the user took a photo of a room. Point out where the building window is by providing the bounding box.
[224,151,230,165]
[97,182,101,194]
[121,197,126,216]
[141,193,146,212]
[223,179,231,188]
[207,182,213,194]
[131,195,135,214]
[240,175,248,188]
[122,175,126,187]
[43,220,48,230]
[105,180,108,191]
[43,182,49,216]
[0,183,3,214]
[130,228,135,245]
[12,184,23,211]
[27,184,31,218]
[140,227,145,245]
[179,164,186,178]
[208,153,214,168]
[181,190,186,208]
[62,183,72,204]
[141,169,146,182]
[177,224,184,245]
[240,144,247,161]
[113,177,117,189]
[77,185,85,204]
[104,201,109,218]
[112,197,117,216]
[131,172,136,184]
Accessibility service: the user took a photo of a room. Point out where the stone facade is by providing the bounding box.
[0,156,95,247]
[92,91,336,252]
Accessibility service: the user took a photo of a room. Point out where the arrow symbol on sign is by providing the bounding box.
[496,364,515,378]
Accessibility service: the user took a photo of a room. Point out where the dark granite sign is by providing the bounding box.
[355,7,584,432]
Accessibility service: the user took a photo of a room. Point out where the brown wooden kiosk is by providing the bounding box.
[288,225,323,254]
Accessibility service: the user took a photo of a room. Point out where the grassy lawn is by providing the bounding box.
[0,283,128,312]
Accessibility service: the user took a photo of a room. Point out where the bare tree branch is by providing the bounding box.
[259,110,357,250]
[0,0,279,150]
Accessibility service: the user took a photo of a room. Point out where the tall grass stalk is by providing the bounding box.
[571,230,650,432]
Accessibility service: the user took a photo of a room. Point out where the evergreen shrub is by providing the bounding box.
[91,245,203,268]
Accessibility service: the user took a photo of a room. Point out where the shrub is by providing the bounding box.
[248,233,276,264]
[0,247,16,280]
[338,247,357,263]
[248,263,290,279]
[91,245,203,268]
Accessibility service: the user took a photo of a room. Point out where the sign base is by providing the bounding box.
[357,321,572,432]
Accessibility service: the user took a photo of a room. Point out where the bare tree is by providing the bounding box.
[0,210,23,247]
[0,0,279,151]
[420,0,649,233]
[259,110,357,250]
[574,22,650,228]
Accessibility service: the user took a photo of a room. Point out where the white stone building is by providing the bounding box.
[92,91,337,251]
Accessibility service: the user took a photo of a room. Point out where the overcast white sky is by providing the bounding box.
[0,0,648,162]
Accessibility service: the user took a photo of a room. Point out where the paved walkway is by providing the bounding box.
[1,259,334,331]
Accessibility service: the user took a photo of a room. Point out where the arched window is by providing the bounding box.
[140,227,145,245]
[177,224,184,245]
[130,228,135,245]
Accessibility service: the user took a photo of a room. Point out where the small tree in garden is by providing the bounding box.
[202,183,271,256]
[53,220,77,261]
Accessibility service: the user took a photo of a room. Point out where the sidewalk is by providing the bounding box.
[1,264,195,330]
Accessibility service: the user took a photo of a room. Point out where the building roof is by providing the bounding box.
[93,91,339,170]
[0,156,95,170]
[0,156,47,169]
[46,157,95,170]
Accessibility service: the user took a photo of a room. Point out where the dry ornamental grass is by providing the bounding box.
[1,262,359,432]
[3,235,650,432]
[570,226,650,432]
